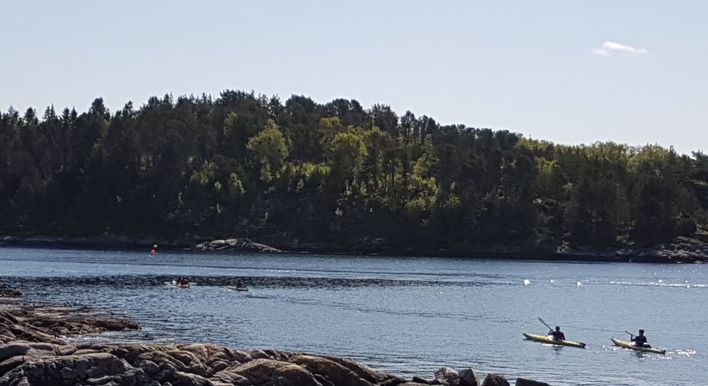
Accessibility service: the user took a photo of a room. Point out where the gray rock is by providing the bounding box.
[0,356,25,377]
[515,378,549,386]
[459,368,477,386]
[0,345,30,363]
[434,367,459,385]
[411,376,432,384]
[230,358,320,386]
[482,373,510,386]
[289,354,372,386]
[138,360,161,375]
[172,371,213,386]
[59,366,77,379]
[379,376,407,386]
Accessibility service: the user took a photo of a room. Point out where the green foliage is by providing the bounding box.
[247,119,289,182]
[0,91,705,251]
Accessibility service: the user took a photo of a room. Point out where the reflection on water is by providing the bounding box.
[1,247,706,385]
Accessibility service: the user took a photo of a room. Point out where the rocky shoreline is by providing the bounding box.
[1,233,707,263]
[0,284,548,386]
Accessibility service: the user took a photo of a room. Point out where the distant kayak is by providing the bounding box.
[229,286,248,292]
[523,333,586,348]
[611,337,666,354]
[170,280,190,289]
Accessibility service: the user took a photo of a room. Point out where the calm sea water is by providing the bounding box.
[0,247,705,385]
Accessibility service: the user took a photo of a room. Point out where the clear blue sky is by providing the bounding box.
[1,0,706,154]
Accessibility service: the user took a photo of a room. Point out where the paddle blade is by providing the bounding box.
[537,317,552,330]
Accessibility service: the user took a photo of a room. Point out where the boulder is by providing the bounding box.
[482,373,510,386]
[171,371,213,386]
[229,358,320,386]
[323,355,390,384]
[194,238,283,253]
[0,356,25,377]
[411,376,432,384]
[0,344,31,362]
[459,368,477,386]
[289,354,373,386]
[434,367,459,385]
[0,352,132,385]
[515,378,550,386]
[378,376,407,386]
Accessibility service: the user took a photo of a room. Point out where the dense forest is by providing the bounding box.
[1,91,707,254]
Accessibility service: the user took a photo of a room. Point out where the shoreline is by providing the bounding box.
[1,234,706,264]
[0,284,548,386]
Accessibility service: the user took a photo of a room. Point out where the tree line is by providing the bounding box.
[1,91,706,253]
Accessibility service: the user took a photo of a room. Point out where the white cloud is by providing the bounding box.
[592,41,649,56]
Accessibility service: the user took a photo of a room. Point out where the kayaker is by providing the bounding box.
[236,279,244,288]
[631,329,649,347]
[548,326,565,341]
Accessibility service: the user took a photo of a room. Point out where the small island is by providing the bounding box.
[0,92,706,262]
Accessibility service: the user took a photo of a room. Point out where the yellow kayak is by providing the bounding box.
[611,337,665,354]
[523,333,586,348]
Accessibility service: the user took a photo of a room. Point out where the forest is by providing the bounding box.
[1,91,707,254]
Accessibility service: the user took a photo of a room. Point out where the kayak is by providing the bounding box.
[171,280,191,288]
[611,337,666,354]
[523,333,586,348]
[229,286,248,292]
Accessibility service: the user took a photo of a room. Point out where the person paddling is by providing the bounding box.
[548,326,566,341]
[630,329,650,347]
[236,279,244,289]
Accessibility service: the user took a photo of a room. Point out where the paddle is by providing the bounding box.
[538,317,553,331]
[624,330,634,338]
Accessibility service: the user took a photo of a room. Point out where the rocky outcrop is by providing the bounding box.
[0,342,534,386]
[558,235,708,263]
[0,344,398,386]
[193,238,283,253]
[0,339,547,386]
[0,304,138,345]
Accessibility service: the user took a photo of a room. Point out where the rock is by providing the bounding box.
[459,368,477,386]
[137,360,160,375]
[289,354,372,386]
[322,356,390,384]
[482,373,510,386]
[210,369,249,385]
[515,378,549,386]
[0,352,131,386]
[0,356,25,377]
[229,358,320,386]
[411,376,432,384]
[172,371,212,386]
[0,305,139,345]
[194,238,283,253]
[434,367,459,385]
[0,345,31,363]
[313,373,335,386]
[209,361,228,373]
[378,376,407,386]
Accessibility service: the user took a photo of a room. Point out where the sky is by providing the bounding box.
[1,0,706,155]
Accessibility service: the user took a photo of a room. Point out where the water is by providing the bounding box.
[0,247,706,385]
